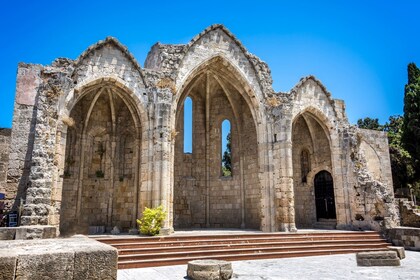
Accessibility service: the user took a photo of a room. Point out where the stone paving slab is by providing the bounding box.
[118,251,420,280]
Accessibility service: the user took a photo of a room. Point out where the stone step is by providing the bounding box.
[96,232,383,246]
[117,239,389,255]
[95,231,390,269]
[118,248,387,269]
[118,243,389,261]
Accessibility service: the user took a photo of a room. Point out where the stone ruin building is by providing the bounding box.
[0,24,399,236]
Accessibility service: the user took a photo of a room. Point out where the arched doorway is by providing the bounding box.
[292,112,333,228]
[60,85,141,235]
[314,171,336,220]
[173,58,260,229]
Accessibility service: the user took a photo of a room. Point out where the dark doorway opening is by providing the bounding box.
[314,171,336,220]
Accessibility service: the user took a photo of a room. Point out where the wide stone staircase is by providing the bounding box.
[95,231,391,269]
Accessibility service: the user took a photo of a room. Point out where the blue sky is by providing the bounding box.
[1,1,419,129]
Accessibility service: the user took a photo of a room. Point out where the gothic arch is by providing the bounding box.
[172,55,262,230]
[292,109,335,228]
[58,80,146,235]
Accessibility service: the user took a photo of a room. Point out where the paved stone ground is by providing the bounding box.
[118,251,420,280]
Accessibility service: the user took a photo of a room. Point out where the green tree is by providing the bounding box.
[356,117,383,130]
[384,115,415,190]
[401,63,420,200]
[222,132,232,176]
[402,63,420,178]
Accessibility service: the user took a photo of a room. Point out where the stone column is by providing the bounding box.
[20,69,72,228]
[152,86,174,234]
[7,64,42,214]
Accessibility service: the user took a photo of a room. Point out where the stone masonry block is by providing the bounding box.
[0,250,17,280]
[15,225,57,240]
[0,236,117,280]
[0,228,16,240]
[187,259,233,280]
[16,251,74,280]
[356,251,400,266]
[73,237,118,280]
[388,246,406,259]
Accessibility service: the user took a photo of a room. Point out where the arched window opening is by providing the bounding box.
[221,119,232,176]
[183,96,193,153]
[301,149,310,183]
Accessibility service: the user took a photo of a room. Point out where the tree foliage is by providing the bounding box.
[222,132,232,176]
[402,63,420,180]
[357,117,383,130]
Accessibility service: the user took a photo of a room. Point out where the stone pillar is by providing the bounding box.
[7,64,42,214]
[0,129,11,209]
[20,69,72,227]
[278,140,297,232]
[152,87,174,233]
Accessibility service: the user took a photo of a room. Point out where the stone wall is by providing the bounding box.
[398,199,420,227]
[173,66,260,229]
[0,129,11,209]
[386,227,420,251]
[346,128,399,231]
[6,64,42,214]
[4,24,398,235]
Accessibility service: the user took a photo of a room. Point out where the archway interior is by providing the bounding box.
[292,113,333,228]
[60,85,141,235]
[174,62,260,229]
[314,171,336,220]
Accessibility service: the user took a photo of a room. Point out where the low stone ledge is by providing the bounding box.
[0,225,57,240]
[356,251,400,266]
[0,228,16,240]
[386,227,420,251]
[388,246,406,259]
[187,259,233,280]
[0,251,17,280]
[0,235,117,279]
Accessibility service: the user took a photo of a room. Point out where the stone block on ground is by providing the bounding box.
[0,250,17,280]
[388,246,406,259]
[187,259,233,280]
[15,225,57,240]
[356,251,400,266]
[0,235,117,280]
[73,238,118,280]
[15,251,74,280]
[0,228,16,240]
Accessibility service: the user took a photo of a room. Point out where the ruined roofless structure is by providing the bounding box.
[1,24,399,236]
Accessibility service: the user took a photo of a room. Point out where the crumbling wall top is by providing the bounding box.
[72,36,147,87]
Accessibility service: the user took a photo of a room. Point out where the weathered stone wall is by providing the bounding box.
[60,90,140,234]
[386,227,420,251]
[0,129,11,208]
[173,70,260,229]
[345,128,399,231]
[4,24,398,234]
[6,64,42,215]
[398,199,420,227]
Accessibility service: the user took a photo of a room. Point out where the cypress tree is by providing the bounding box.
[402,63,420,179]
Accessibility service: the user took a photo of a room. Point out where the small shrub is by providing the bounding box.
[136,205,166,236]
[95,170,104,178]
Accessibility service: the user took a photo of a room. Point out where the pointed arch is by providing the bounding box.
[72,37,147,87]
[172,54,261,230]
[174,55,264,130]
